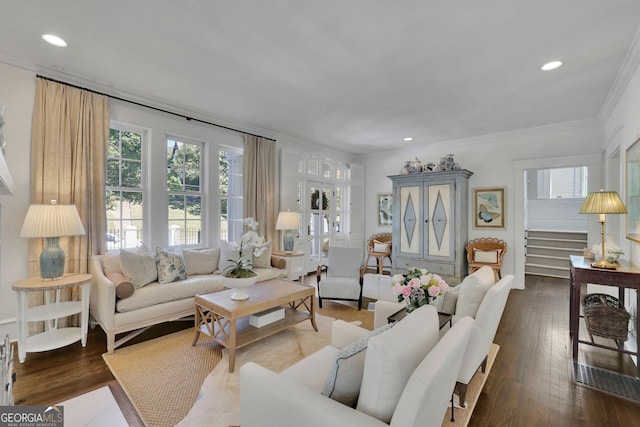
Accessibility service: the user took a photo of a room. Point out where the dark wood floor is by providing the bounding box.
[12,275,640,426]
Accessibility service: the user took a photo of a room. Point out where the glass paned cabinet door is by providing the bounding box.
[307,182,333,261]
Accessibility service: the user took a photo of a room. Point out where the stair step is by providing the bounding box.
[526,230,587,240]
[526,255,571,268]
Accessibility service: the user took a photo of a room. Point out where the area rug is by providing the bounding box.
[103,314,334,427]
[442,343,500,427]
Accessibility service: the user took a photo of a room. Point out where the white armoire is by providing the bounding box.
[389,169,473,284]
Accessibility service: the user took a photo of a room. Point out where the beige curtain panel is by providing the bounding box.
[243,135,277,244]
[28,78,109,330]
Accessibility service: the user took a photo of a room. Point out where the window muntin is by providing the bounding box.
[167,137,203,246]
[219,148,243,242]
[106,126,144,250]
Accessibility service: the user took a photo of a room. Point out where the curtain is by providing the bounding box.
[28,78,109,330]
[243,135,277,244]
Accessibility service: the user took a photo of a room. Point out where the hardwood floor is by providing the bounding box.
[11,275,640,426]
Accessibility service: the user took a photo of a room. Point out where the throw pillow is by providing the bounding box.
[120,247,157,289]
[373,240,389,253]
[156,247,188,284]
[474,248,501,264]
[106,272,135,299]
[101,253,123,276]
[455,274,493,318]
[218,240,252,272]
[357,305,440,423]
[252,240,272,269]
[440,286,459,315]
[182,248,220,275]
[321,323,393,407]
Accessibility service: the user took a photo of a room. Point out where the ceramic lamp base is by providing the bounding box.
[283,234,294,252]
[40,237,65,279]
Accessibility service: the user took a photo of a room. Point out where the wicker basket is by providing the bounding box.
[581,293,630,342]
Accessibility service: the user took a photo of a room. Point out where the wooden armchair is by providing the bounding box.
[365,232,392,274]
[466,238,506,280]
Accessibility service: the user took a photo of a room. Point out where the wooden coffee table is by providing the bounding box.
[193,279,317,372]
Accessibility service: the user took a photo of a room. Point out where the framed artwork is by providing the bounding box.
[473,187,505,229]
[378,193,393,226]
[627,138,640,242]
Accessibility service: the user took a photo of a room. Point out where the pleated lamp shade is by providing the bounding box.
[579,190,628,215]
[20,200,85,279]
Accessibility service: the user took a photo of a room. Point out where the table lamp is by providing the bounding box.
[579,189,627,269]
[275,211,300,252]
[20,200,86,279]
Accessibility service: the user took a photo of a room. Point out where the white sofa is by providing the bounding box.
[89,249,287,353]
[239,305,473,427]
[374,265,514,406]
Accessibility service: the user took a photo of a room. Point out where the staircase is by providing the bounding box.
[525,230,588,279]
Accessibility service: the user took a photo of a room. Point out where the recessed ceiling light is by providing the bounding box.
[403,137,413,142]
[42,34,67,47]
[541,61,563,71]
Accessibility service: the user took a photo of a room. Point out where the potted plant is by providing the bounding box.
[223,218,267,300]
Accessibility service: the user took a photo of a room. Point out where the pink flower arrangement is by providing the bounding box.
[391,268,449,309]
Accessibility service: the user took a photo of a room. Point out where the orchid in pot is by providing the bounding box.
[223,218,267,300]
[391,267,449,312]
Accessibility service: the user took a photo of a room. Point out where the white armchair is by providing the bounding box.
[240,304,473,427]
[317,246,365,310]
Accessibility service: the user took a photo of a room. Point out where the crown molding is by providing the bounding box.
[600,26,640,122]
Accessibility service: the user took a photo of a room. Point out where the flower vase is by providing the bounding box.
[223,275,258,301]
[406,298,420,313]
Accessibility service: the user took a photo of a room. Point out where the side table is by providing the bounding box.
[272,250,306,282]
[12,273,92,363]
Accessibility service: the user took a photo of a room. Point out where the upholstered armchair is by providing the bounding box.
[317,246,365,310]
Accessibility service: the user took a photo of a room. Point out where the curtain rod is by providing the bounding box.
[36,75,276,142]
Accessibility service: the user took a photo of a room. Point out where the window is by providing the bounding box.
[219,148,243,242]
[167,137,203,246]
[536,166,588,199]
[106,125,144,250]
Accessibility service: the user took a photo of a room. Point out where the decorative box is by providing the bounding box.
[249,306,285,328]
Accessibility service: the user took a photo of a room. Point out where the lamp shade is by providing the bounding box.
[275,211,300,230]
[579,190,628,215]
[20,200,86,238]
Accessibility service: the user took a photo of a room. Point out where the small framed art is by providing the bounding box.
[473,187,505,229]
[378,193,393,226]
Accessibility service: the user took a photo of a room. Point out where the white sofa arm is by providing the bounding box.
[89,255,117,329]
[331,319,370,348]
[373,300,404,329]
[240,362,387,427]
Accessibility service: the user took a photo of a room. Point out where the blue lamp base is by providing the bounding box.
[283,234,294,252]
[40,237,65,279]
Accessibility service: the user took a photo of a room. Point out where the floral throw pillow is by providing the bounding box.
[156,247,188,284]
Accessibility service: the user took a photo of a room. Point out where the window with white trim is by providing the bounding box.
[219,147,243,242]
[167,136,203,246]
[106,125,145,250]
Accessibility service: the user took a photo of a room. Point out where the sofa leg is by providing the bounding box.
[481,355,488,373]
[318,298,323,308]
[107,332,115,354]
[455,382,468,408]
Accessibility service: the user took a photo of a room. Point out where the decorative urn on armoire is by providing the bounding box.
[388,169,473,285]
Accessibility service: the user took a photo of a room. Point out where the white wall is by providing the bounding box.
[0,62,35,339]
[356,119,604,289]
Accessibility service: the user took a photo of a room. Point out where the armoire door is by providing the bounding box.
[424,181,455,262]
[398,184,422,258]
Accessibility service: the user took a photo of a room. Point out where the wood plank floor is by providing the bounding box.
[11,275,640,426]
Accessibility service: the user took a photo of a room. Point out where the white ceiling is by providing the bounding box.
[1,1,639,154]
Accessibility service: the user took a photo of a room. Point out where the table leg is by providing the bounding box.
[571,281,580,363]
[80,283,90,347]
[228,319,237,372]
[16,291,26,363]
[192,305,202,346]
[637,290,640,378]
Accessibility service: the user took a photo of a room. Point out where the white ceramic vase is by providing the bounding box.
[223,275,258,301]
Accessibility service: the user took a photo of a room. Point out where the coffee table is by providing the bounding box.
[193,279,317,372]
[387,307,452,329]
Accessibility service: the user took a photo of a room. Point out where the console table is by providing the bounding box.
[569,256,640,377]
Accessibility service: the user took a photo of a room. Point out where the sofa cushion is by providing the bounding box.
[116,275,225,313]
[440,286,459,315]
[156,247,188,284]
[120,247,157,289]
[357,304,439,423]
[252,240,272,269]
[455,274,492,318]
[183,248,220,275]
[321,323,393,407]
[253,267,286,282]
